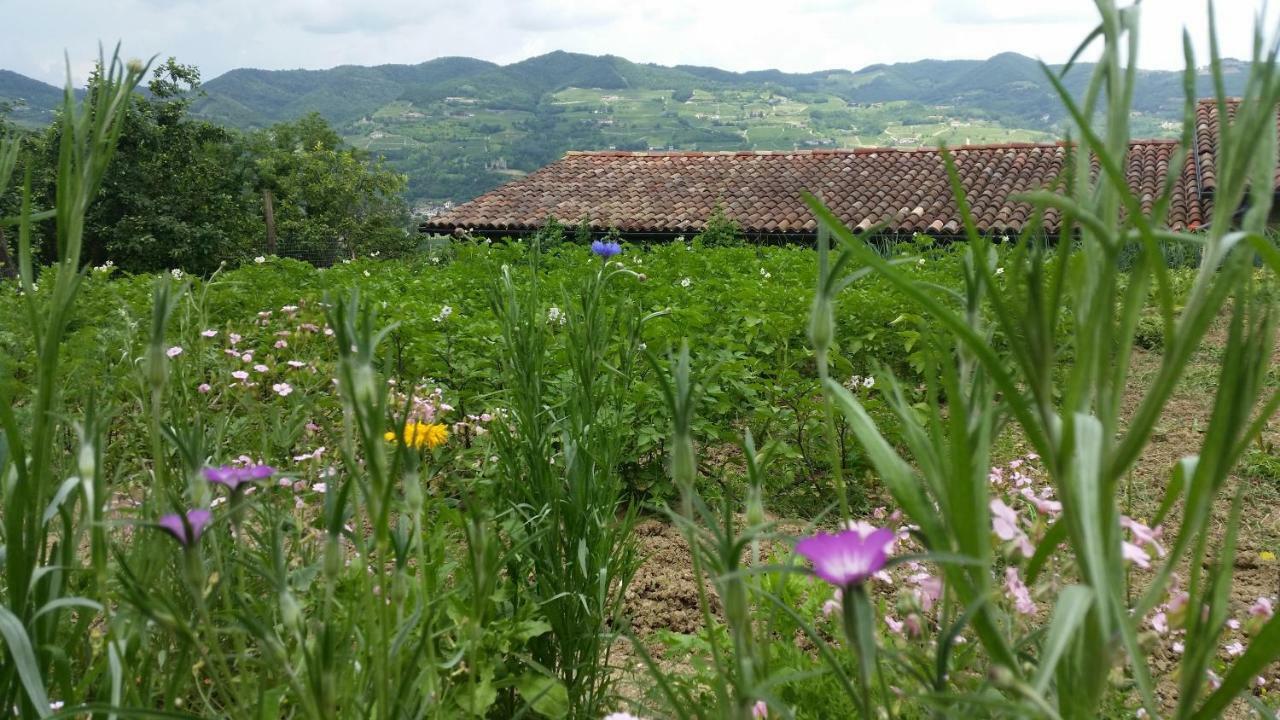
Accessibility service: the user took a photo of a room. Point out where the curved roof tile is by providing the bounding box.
[424,131,1218,236]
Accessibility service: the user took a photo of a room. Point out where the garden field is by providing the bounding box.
[2,230,1279,718]
[5,10,1280,719]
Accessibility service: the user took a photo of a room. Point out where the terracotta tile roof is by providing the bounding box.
[1193,98,1280,196]
[423,136,1205,238]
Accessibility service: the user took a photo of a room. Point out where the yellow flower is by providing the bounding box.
[386,422,448,450]
[1262,550,1277,562]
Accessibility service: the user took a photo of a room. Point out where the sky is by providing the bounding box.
[1,0,1277,87]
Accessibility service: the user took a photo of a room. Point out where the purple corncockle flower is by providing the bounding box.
[202,464,276,491]
[157,509,213,546]
[795,527,895,587]
[590,239,622,258]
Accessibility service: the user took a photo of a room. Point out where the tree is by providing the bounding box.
[16,59,413,273]
[249,112,411,263]
[28,58,260,273]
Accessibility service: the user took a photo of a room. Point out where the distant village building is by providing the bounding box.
[421,99,1246,241]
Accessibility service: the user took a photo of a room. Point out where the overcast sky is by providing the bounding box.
[1,0,1276,87]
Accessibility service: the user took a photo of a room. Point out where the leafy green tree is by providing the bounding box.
[12,59,413,273]
[26,58,260,273]
[250,112,412,262]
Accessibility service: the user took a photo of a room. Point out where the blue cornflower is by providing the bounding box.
[591,240,622,258]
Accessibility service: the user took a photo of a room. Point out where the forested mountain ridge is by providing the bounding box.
[0,69,74,126]
[2,52,1251,206]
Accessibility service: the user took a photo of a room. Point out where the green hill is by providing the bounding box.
[2,52,1252,205]
[0,69,67,127]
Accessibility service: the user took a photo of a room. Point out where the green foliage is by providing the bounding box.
[7,8,1280,716]
[250,112,411,262]
[692,206,743,248]
[1134,313,1165,350]
[0,239,965,517]
[847,8,1280,720]
[7,49,1254,205]
[0,49,147,717]
[486,239,645,717]
[7,64,410,274]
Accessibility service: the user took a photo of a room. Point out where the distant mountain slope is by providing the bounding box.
[1,52,1253,204]
[0,69,66,127]
[192,57,498,127]
[184,50,1248,132]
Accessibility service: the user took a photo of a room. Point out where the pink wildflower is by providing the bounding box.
[884,615,904,635]
[1121,516,1166,558]
[751,701,768,719]
[909,573,943,612]
[293,447,326,462]
[821,588,843,618]
[1004,567,1036,615]
[1122,541,1151,569]
[796,528,894,587]
[843,519,897,555]
[201,329,217,338]
[1149,612,1168,635]
[166,346,183,358]
[990,498,1034,557]
[274,339,288,349]
[197,383,212,393]
[1250,597,1274,619]
[903,613,923,638]
[1020,487,1062,516]
[990,499,1021,540]
[272,382,293,397]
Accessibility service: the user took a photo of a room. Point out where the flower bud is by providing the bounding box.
[148,346,168,391]
[745,483,765,527]
[324,537,343,580]
[403,472,423,514]
[351,364,378,407]
[391,574,409,604]
[77,442,96,482]
[808,299,833,354]
[904,613,923,639]
[280,590,302,628]
[988,665,1016,689]
[672,434,695,492]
